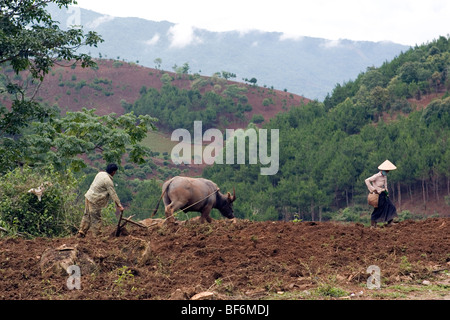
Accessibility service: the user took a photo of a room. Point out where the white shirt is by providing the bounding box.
[365,172,388,194]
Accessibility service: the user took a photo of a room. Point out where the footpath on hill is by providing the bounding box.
[0,217,449,300]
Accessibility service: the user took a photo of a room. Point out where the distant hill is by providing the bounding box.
[47,4,410,100]
[25,59,309,130]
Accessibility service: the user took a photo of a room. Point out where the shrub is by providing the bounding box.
[251,114,265,124]
[397,210,426,221]
[315,284,349,298]
[332,206,370,224]
[0,166,82,238]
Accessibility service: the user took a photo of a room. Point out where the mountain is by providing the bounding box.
[47,4,410,100]
[29,59,309,128]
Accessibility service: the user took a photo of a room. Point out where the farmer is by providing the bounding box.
[365,160,398,228]
[77,164,124,237]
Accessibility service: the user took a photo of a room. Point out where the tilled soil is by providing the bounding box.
[0,217,449,300]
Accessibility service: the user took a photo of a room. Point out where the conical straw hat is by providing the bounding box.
[378,160,397,171]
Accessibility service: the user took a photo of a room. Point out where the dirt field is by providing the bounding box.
[0,217,449,301]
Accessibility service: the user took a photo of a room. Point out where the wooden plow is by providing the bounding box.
[115,210,148,237]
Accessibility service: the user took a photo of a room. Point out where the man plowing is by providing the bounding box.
[77,164,124,237]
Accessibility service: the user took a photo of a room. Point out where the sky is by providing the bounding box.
[74,0,449,46]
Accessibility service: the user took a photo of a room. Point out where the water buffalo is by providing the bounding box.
[156,176,236,223]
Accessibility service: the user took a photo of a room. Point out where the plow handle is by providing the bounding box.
[115,209,124,237]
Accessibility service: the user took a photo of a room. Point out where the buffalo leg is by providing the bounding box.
[164,204,176,223]
[165,200,185,223]
[200,205,213,223]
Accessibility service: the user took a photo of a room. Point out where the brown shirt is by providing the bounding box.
[85,172,122,208]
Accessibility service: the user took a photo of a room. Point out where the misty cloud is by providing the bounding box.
[86,15,115,28]
[167,23,203,48]
[145,34,160,46]
[279,33,305,41]
[321,39,343,49]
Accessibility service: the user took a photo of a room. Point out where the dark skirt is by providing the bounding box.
[371,191,397,222]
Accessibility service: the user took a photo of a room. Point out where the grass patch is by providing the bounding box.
[141,131,178,154]
[314,283,349,298]
[141,130,208,160]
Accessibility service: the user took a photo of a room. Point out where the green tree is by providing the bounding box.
[387,76,409,99]
[221,71,236,80]
[0,0,102,80]
[160,73,173,85]
[28,108,157,171]
[0,0,104,172]
[248,77,257,86]
[154,58,162,70]
[0,1,159,174]
[370,86,389,118]
[329,98,368,134]
[360,68,386,90]
[251,114,265,124]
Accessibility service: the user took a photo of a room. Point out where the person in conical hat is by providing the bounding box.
[365,160,398,228]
